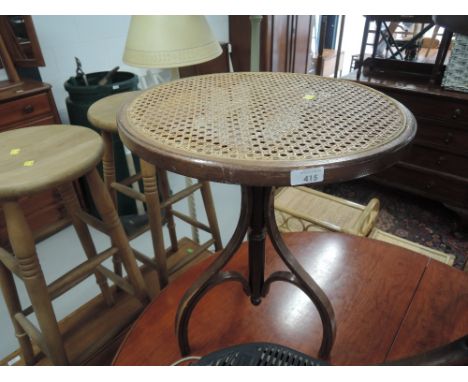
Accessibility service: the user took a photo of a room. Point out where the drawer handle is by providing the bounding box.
[23,104,34,114]
[424,181,435,190]
[444,132,453,144]
[452,108,462,119]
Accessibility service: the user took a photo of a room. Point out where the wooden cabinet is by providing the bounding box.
[229,15,312,74]
[0,91,55,128]
[0,80,69,248]
[345,71,468,218]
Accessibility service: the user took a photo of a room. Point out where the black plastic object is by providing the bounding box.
[64,71,138,107]
[64,71,139,216]
[194,343,329,366]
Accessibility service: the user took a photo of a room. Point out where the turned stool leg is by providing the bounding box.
[101,131,123,278]
[200,181,223,251]
[85,168,149,303]
[140,160,169,289]
[156,168,179,254]
[0,261,35,365]
[57,182,114,306]
[3,202,68,365]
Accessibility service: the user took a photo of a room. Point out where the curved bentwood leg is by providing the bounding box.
[175,187,252,356]
[175,186,336,359]
[263,188,336,359]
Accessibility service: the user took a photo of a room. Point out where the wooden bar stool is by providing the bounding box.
[87,91,223,289]
[0,124,149,365]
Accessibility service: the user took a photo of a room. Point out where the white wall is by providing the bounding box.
[32,15,229,123]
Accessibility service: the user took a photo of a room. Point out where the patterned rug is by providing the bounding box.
[316,178,468,269]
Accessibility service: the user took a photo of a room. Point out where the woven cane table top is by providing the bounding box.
[118,72,416,186]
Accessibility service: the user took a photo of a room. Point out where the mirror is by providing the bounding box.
[356,16,455,83]
[0,16,44,68]
[0,30,20,84]
[366,19,450,65]
[0,63,7,81]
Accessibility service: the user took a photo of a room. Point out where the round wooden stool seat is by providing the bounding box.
[88,91,141,133]
[0,124,103,199]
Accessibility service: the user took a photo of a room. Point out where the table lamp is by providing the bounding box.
[122,15,222,242]
[123,15,222,79]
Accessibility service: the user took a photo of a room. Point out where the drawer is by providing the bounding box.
[0,189,66,248]
[0,114,57,133]
[0,92,53,128]
[372,164,468,207]
[407,144,468,179]
[414,118,468,156]
[387,91,468,126]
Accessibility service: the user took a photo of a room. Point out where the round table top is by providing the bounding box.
[0,125,103,199]
[112,232,468,365]
[87,91,141,133]
[118,72,417,186]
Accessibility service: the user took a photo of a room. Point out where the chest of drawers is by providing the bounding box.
[0,80,69,247]
[345,72,468,219]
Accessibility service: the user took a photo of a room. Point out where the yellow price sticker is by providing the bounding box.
[23,160,35,167]
[10,148,21,156]
[303,94,317,100]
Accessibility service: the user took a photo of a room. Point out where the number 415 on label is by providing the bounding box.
[290,167,325,186]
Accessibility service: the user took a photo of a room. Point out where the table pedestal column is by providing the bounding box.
[175,186,336,359]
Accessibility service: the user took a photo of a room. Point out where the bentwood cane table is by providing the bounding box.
[117,72,417,359]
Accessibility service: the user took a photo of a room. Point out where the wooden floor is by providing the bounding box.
[0,237,214,366]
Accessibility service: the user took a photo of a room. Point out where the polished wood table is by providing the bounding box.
[118,72,417,357]
[113,232,468,365]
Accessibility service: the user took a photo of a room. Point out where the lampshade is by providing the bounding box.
[123,16,222,68]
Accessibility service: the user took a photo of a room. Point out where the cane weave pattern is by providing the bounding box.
[125,72,409,162]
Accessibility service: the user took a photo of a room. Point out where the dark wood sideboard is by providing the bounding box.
[0,80,70,247]
[345,71,468,224]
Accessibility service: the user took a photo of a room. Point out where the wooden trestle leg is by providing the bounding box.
[3,202,69,365]
[140,160,169,289]
[58,182,115,306]
[85,168,149,304]
[101,131,123,278]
